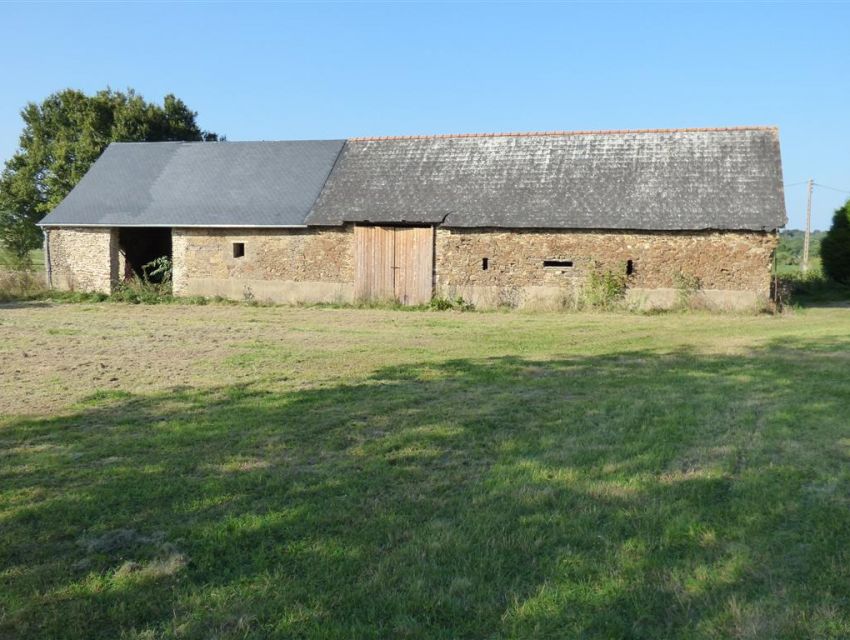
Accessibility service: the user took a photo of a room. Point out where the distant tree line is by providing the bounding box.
[0,88,220,263]
[776,229,826,267]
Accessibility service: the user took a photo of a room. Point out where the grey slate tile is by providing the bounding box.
[40,140,346,227]
[307,128,786,231]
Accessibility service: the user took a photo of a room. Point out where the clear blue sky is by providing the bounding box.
[1,1,848,230]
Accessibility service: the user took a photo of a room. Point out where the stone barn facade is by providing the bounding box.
[39,127,786,309]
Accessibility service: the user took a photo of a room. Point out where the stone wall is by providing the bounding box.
[172,227,355,303]
[45,227,117,294]
[44,225,777,309]
[435,228,777,309]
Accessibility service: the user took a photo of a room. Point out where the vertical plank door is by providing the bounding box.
[393,226,434,305]
[354,225,434,305]
[354,225,395,301]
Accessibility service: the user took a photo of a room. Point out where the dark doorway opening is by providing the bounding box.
[118,228,172,284]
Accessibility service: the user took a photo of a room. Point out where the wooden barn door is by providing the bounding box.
[393,226,434,305]
[354,226,396,301]
[354,225,434,305]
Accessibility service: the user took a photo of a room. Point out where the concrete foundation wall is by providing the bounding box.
[172,227,354,304]
[435,228,777,310]
[45,227,117,294]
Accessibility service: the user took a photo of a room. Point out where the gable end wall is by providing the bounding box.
[45,227,117,294]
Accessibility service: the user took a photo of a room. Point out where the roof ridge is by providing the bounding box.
[349,126,778,142]
[109,139,346,146]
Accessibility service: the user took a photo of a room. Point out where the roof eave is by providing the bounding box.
[38,222,310,229]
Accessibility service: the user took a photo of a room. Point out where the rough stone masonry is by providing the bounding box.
[435,228,778,309]
[45,225,777,310]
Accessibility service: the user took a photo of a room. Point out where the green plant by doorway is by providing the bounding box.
[112,256,173,303]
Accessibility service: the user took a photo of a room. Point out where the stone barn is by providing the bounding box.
[39,126,786,309]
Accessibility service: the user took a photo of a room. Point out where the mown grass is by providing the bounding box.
[1,305,849,638]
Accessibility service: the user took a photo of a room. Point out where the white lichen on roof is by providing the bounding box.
[308,127,786,231]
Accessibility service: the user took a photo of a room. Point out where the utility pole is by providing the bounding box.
[802,178,813,273]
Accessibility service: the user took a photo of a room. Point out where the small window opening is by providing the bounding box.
[482,257,489,271]
[626,259,634,276]
[233,242,245,258]
[543,259,573,268]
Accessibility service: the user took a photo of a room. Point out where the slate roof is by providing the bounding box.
[39,140,345,227]
[306,127,786,231]
[40,127,786,231]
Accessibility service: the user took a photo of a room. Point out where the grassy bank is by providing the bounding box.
[1,304,849,638]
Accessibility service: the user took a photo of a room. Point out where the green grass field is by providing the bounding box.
[1,303,849,639]
[775,257,822,277]
[0,246,43,271]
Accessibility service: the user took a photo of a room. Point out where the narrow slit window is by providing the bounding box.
[482,257,489,271]
[543,259,573,268]
[626,259,634,276]
[233,242,245,258]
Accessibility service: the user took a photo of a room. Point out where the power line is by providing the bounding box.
[803,179,813,272]
[785,181,850,194]
[814,183,850,195]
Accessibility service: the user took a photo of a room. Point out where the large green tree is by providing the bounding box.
[820,199,850,283]
[0,88,219,259]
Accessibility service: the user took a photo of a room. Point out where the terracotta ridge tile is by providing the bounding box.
[349,126,778,142]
